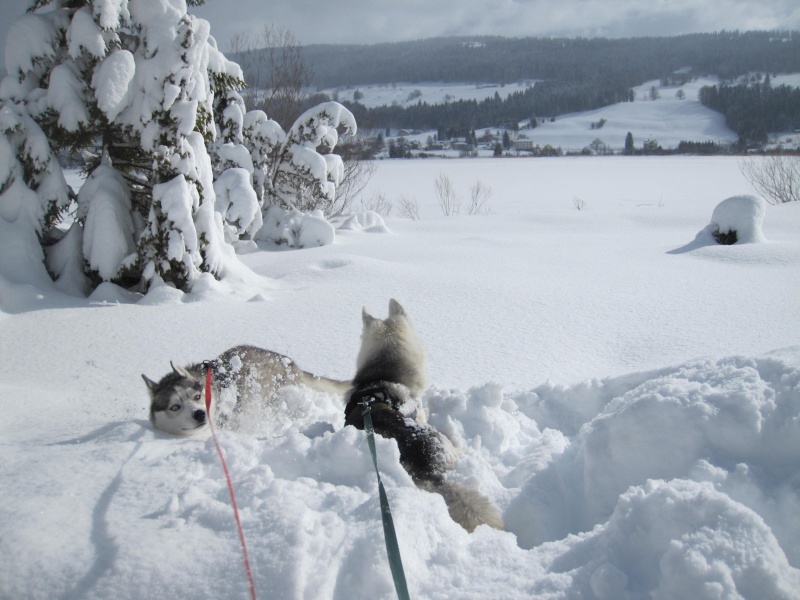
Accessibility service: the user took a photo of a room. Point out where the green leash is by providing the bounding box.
[361,400,411,600]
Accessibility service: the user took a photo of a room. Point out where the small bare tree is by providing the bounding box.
[397,195,421,220]
[232,25,313,126]
[331,135,378,216]
[466,180,494,215]
[434,172,461,216]
[740,155,800,205]
[360,192,393,216]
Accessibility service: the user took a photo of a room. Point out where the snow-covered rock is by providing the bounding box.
[710,194,767,244]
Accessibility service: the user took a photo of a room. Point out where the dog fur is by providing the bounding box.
[344,299,505,532]
[142,345,349,435]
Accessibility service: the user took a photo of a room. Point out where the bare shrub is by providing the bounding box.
[466,180,494,215]
[360,192,393,216]
[740,155,800,205]
[573,196,588,211]
[434,172,461,216]
[396,195,421,220]
[330,138,378,216]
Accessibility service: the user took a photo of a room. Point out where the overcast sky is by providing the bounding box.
[1,0,799,71]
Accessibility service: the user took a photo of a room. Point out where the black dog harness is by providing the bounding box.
[345,384,399,427]
[344,383,448,483]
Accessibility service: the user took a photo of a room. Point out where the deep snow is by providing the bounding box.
[1,157,800,599]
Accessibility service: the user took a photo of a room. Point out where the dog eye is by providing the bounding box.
[169,404,181,412]
[194,393,202,401]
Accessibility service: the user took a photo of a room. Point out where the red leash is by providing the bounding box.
[206,367,258,600]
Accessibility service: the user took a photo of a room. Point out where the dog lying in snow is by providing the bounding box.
[142,345,349,435]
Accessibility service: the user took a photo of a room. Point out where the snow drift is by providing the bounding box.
[2,353,798,600]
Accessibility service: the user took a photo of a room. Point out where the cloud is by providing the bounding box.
[0,0,797,73]
[191,0,800,51]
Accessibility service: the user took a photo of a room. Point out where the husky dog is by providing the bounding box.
[344,299,505,533]
[143,345,350,435]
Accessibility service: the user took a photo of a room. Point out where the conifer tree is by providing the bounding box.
[1,1,358,294]
[624,132,635,155]
[1,0,243,291]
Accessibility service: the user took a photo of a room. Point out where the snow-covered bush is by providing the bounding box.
[267,102,356,214]
[710,195,767,245]
[256,204,335,248]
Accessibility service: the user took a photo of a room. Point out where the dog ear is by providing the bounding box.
[388,298,406,317]
[142,374,158,393]
[362,306,377,327]
[170,362,193,379]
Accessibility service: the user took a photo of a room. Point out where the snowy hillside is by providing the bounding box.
[511,77,738,152]
[1,157,799,599]
[340,75,800,153]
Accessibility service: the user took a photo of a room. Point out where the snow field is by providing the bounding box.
[1,157,799,599]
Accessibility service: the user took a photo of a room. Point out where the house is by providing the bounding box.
[514,139,537,151]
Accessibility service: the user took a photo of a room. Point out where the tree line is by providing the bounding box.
[293,32,800,90]
[699,80,800,146]
[342,80,633,135]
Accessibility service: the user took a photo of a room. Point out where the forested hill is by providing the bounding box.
[302,32,800,89]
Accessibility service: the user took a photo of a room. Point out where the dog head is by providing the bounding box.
[142,363,208,436]
[357,298,427,396]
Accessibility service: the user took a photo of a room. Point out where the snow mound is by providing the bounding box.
[337,211,390,233]
[256,205,335,248]
[710,195,767,244]
[504,354,800,560]
[572,479,799,599]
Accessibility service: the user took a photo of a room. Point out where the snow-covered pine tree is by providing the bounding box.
[0,95,75,289]
[1,0,246,292]
[1,1,360,292]
[126,2,231,290]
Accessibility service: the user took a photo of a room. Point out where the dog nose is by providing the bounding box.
[193,409,206,423]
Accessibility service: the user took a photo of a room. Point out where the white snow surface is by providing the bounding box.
[2,157,800,599]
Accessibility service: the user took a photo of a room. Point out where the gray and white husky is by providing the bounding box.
[344,299,505,533]
[142,345,350,436]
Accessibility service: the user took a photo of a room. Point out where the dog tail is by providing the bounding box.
[419,479,505,533]
[299,372,352,395]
